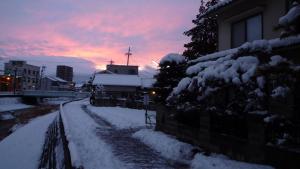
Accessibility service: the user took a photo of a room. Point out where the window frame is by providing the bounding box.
[231,13,263,48]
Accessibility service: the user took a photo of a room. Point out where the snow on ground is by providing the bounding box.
[132,129,194,163]
[191,153,274,169]
[0,112,57,169]
[86,105,155,129]
[62,100,125,169]
[0,97,33,112]
[133,129,274,169]
[0,113,15,120]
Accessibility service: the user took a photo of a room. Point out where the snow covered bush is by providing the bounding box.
[278,1,300,38]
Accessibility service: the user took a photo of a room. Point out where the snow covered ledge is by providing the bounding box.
[133,129,274,169]
[59,103,83,168]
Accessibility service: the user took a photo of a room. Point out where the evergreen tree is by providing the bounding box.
[154,54,186,104]
[183,0,219,60]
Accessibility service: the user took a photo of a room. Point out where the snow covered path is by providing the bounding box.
[62,100,186,169]
[0,112,57,169]
[82,105,186,169]
[62,100,124,169]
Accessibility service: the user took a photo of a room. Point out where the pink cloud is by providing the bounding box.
[0,0,199,74]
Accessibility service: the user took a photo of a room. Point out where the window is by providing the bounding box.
[232,14,262,48]
[129,69,136,75]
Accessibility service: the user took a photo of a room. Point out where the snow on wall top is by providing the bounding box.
[159,53,185,65]
[279,2,300,26]
[92,74,141,87]
[200,0,235,18]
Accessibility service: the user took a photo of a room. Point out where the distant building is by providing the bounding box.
[56,65,73,82]
[0,75,21,92]
[41,76,69,91]
[106,64,138,75]
[4,60,40,90]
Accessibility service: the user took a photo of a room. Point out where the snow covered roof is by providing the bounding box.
[92,74,141,87]
[141,78,156,88]
[46,76,67,83]
[159,53,185,65]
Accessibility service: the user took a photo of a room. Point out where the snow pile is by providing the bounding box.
[61,101,125,169]
[191,153,274,169]
[0,113,15,120]
[269,55,287,66]
[0,112,57,169]
[271,86,290,98]
[133,129,194,163]
[86,105,155,129]
[0,97,33,112]
[159,53,185,65]
[279,2,300,26]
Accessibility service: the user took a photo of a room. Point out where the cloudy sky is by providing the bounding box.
[0,0,200,76]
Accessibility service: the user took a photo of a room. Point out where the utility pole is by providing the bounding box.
[125,47,132,66]
[39,66,46,90]
[13,67,17,95]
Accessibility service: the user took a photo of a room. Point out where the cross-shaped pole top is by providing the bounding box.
[125,46,132,66]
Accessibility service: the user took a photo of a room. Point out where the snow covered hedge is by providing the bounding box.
[167,37,300,115]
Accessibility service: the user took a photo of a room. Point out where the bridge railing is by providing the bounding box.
[22,90,90,98]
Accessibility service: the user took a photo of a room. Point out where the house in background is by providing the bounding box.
[4,60,40,90]
[40,76,70,91]
[92,73,141,98]
[0,75,21,92]
[90,63,156,107]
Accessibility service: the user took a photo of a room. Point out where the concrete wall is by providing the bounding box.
[217,0,286,51]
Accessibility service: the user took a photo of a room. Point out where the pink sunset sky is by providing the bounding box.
[0,0,200,75]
